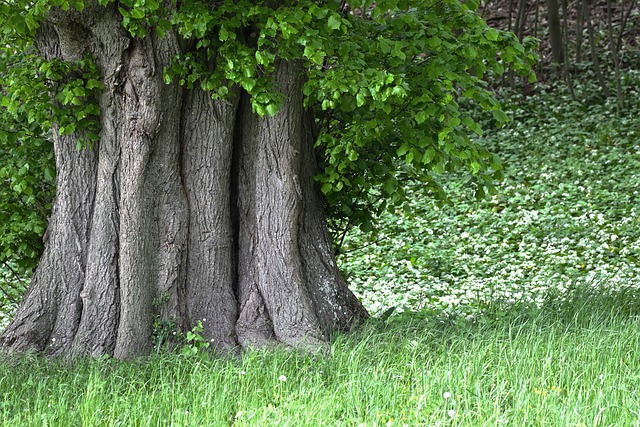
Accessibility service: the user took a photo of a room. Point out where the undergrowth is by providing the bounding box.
[338,79,640,320]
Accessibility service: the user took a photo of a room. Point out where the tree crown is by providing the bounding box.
[0,0,537,270]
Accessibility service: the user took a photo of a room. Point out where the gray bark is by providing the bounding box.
[182,87,240,350]
[0,4,368,358]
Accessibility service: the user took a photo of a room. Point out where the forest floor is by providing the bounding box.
[1,80,640,426]
[339,77,640,321]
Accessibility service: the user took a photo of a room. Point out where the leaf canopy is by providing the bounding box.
[0,0,537,272]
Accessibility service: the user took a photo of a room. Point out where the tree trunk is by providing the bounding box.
[546,0,564,64]
[560,0,576,100]
[583,0,610,98]
[0,4,368,358]
[575,0,584,63]
[605,0,627,112]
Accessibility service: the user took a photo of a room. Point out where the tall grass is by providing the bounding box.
[2,288,640,426]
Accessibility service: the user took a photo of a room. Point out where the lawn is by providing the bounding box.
[2,295,640,426]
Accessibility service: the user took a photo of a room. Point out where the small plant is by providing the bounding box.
[152,318,179,353]
[151,292,181,353]
[181,320,210,356]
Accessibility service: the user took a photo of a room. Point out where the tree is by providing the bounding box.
[545,0,563,64]
[0,0,536,358]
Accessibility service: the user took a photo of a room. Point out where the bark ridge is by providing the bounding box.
[0,6,368,357]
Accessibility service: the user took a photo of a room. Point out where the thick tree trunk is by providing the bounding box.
[0,5,368,358]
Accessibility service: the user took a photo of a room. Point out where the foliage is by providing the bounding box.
[2,290,640,425]
[151,317,210,355]
[180,320,210,356]
[151,293,209,354]
[0,1,103,302]
[338,83,640,319]
[308,2,537,236]
[0,0,536,252]
[0,40,54,305]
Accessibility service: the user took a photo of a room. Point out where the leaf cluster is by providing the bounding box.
[305,1,537,237]
[95,0,537,235]
[0,0,103,285]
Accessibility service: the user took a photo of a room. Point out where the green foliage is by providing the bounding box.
[151,314,210,355]
[151,317,179,352]
[0,0,104,301]
[0,34,55,288]
[308,2,538,235]
[180,320,210,356]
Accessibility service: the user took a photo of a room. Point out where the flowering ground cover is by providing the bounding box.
[338,87,640,321]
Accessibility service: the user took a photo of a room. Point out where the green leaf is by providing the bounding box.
[327,15,341,31]
[397,143,409,157]
[405,151,414,164]
[462,116,482,136]
[219,27,229,42]
[44,168,54,182]
[265,103,279,117]
[492,109,508,123]
[129,8,145,19]
[383,179,398,195]
[415,111,427,124]
[86,79,103,90]
[485,28,500,41]
[470,161,481,174]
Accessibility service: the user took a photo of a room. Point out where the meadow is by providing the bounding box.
[1,85,640,426]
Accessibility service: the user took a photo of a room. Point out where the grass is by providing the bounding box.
[2,292,640,426]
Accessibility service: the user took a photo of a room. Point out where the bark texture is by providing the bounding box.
[0,5,368,358]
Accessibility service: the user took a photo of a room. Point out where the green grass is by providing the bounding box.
[2,292,640,426]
